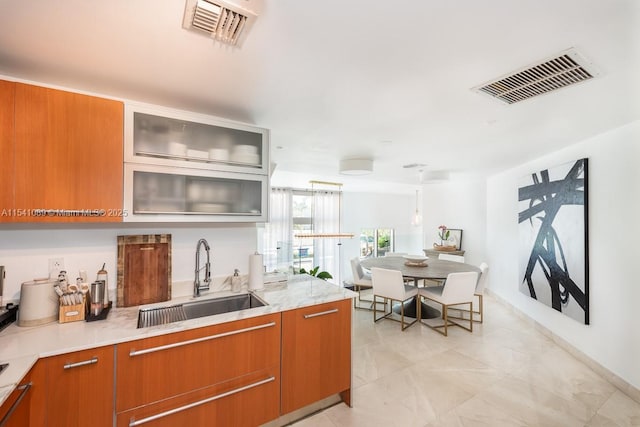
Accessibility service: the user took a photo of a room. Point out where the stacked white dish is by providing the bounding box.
[168,141,187,157]
[230,145,260,165]
[208,148,229,162]
[187,149,209,160]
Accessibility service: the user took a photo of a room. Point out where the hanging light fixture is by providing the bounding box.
[411,189,422,226]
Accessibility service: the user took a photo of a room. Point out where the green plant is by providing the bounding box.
[299,266,333,280]
[438,225,450,244]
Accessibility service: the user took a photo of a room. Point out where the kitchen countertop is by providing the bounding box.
[0,275,356,406]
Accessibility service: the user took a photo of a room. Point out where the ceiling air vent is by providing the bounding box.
[472,48,599,105]
[183,0,257,46]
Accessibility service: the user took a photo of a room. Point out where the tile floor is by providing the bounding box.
[292,295,640,427]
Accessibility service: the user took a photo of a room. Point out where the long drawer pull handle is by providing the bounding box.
[63,357,98,370]
[304,308,339,319]
[0,382,31,427]
[128,376,275,426]
[129,321,276,357]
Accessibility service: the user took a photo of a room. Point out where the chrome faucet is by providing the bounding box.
[194,238,211,297]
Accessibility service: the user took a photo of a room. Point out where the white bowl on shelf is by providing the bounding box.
[230,152,261,165]
[208,148,229,161]
[187,149,208,159]
[403,254,428,263]
[168,141,187,157]
[233,144,258,155]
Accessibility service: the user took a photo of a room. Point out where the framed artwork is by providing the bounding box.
[446,229,463,250]
[518,158,589,324]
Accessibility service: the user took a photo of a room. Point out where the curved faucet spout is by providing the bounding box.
[194,238,212,297]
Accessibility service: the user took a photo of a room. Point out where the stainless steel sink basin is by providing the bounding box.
[137,293,268,328]
[182,293,266,319]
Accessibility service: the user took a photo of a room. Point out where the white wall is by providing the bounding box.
[486,120,640,389]
[0,223,258,304]
[341,192,423,282]
[421,178,488,267]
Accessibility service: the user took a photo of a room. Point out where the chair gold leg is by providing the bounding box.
[478,294,483,323]
[443,304,448,336]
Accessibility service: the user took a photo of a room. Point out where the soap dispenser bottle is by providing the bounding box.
[231,269,241,293]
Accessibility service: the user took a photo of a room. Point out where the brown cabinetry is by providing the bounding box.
[33,346,114,427]
[0,371,32,427]
[116,313,281,426]
[1,80,124,223]
[281,299,352,414]
[0,80,15,222]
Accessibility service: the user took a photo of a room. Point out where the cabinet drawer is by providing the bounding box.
[116,313,280,412]
[0,374,31,427]
[43,346,114,427]
[116,366,279,427]
[281,299,352,414]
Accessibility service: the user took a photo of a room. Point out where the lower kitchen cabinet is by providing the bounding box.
[34,345,114,427]
[115,313,281,420]
[0,371,33,427]
[281,299,352,414]
[116,366,279,427]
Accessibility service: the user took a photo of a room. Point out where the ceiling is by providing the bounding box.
[0,0,638,192]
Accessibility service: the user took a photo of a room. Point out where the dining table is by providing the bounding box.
[360,255,481,319]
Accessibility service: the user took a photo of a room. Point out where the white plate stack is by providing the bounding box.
[230,145,260,165]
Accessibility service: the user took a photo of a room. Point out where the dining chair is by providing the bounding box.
[438,253,465,263]
[371,267,419,331]
[418,271,478,336]
[448,262,489,323]
[350,257,385,311]
[384,252,408,257]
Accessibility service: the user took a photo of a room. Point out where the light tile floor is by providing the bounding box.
[292,295,640,427]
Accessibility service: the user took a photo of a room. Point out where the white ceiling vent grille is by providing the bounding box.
[183,0,257,46]
[473,48,599,105]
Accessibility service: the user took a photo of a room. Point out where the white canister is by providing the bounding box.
[18,279,59,326]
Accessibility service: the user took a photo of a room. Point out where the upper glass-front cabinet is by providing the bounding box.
[125,103,269,175]
[123,102,270,222]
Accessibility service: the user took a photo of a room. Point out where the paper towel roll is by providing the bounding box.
[248,253,264,290]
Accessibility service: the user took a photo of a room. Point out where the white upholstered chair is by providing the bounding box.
[418,271,478,336]
[350,257,381,311]
[438,253,465,263]
[371,267,419,331]
[474,263,489,323]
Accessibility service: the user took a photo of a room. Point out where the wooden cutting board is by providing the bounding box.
[117,234,171,307]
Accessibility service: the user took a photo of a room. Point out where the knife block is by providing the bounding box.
[59,295,86,323]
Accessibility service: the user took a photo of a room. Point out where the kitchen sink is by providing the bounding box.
[137,293,268,328]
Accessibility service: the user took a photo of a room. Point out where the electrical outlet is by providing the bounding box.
[48,258,64,274]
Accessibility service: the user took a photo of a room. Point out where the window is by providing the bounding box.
[360,228,394,258]
[292,192,314,272]
[263,187,344,284]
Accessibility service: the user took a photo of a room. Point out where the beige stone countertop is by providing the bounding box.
[0,275,356,406]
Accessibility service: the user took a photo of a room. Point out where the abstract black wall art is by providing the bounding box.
[518,158,589,324]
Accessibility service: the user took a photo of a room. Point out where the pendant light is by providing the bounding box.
[411,189,422,226]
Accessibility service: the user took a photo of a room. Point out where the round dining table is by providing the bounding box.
[360,256,481,318]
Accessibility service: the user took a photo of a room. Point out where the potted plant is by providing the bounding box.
[433,225,456,251]
[299,266,333,280]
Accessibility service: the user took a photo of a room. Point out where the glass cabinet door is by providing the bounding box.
[125,105,269,175]
[124,164,268,222]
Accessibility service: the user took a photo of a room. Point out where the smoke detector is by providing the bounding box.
[183,0,258,46]
[472,48,599,105]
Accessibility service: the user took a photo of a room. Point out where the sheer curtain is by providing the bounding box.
[313,190,342,284]
[263,188,293,272]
